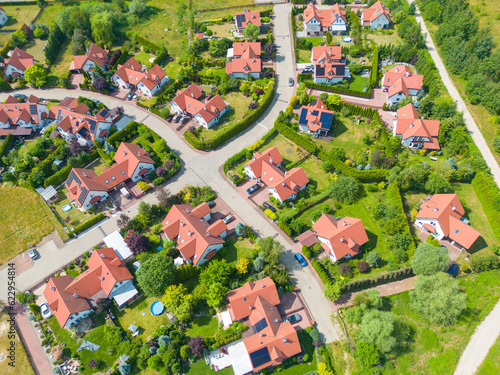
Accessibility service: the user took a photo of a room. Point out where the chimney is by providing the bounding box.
[261,283,265,288]
[99,276,103,280]
[50,286,55,291]
[123,150,127,156]
[268,153,273,164]
[282,181,285,187]
[283,337,288,343]
[100,253,106,258]
[321,105,324,109]
[340,237,345,243]
[343,221,346,226]
[73,293,78,298]
[452,206,457,211]
[137,151,141,156]
[249,305,253,310]
[433,208,438,211]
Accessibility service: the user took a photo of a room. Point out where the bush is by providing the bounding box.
[264,208,277,220]
[137,181,150,192]
[471,172,500,242]
[302,245,312,259]
[0,133,13,162]
[311,259,333,286]
[470,254,500,272]
[357,261,370,273]
[68,213,106,237]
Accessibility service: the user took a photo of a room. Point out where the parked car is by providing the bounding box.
[28,249,38,260]
[447,264,459,277]
[126,92,135,100]
[181,116,190,124]
[167,115,174,123]
[283,313,302,323]
[39,302,52,319]
[302,69,312,73]
[132,94,138,101]
[207,201,216,208]
[294,253,307,267]
[263,202,276,212]
[247,184,260,195]
[223,214,234,224]
[14,94,27,101]
[172,114,181,123]
[288,77,294,86]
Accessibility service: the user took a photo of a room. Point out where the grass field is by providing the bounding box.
[184,358,233,375]
[348,74,370,92]
[221,234,254,263]
[23,38,46,63]
[163,61,183,78]
[208,23,234,38]
[133,51,155,66]
[0,184,66,265]
[469,0,500,50]
[296,48,311,63]
[0,314,34,375]
[477,335,500,375]
[46,39,74,86]
[51,190,93,229]
[0,5,40,45]
[185,316,219,339]
[299,37,324,47]
[300,156,331,192]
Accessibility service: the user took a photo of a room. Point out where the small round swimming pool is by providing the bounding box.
[150,301,165,316]
[343,36,352,43]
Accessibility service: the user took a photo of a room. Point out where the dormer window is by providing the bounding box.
[121,170,125,175]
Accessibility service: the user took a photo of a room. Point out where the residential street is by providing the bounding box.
[0,4,340,343]
[407,1,500,373]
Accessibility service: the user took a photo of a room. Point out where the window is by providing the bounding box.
[105,179,109,184]
[121,170,125,175]
[111,176,116,180]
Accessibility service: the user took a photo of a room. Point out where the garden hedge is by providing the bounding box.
[113,49,130,70]
[343,267,414,293]
[133,34,161,52]
[184,85,275,150]
[0,133,13,161]
[0,1,37,4]
[370,47,379,88]
[311,259,333,286]
[471,172,500,242]
[43,165,71,188]
[68,213,106,237]
[302,80,372,98]
[386,181,416,252]
[106,121,139,148]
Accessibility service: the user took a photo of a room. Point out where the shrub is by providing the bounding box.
[357,261,370,273]
[68,213,106,237]
[264,208,277,220]
[137,181,150,192]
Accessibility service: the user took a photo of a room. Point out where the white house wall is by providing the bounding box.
[130,162,155,182]
[82,59,96,72]
[370,15,390,29]
[0,11,8,26]
[5,64,25,77]
[64,309,93,329]
[197,243,224,266]
[414,218,445,240]
[81,190,109,210]
[388,92,407,104]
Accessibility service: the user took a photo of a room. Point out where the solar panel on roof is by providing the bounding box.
[78,127,88,138]
[29,104,37,115]
[333,64,345,75]
[320,112,334,129]
[254,318,268,333]
[66,170,81,187]
[250,347,271,368]
[88,119,97,134]
[236,14,246,28]
[311,110,319,116]
[100,109,109,117]
[78,187,88,204]
[315,64,324,77]
[298,108,308,125]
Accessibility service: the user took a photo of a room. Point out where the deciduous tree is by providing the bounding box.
[411,243,449,275]
[24,65,46,87]
[329,176,362,203]
[357,310,398,354]
[136,254,176,297]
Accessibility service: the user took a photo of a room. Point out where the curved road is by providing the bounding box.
[0,3,340,345]
[407,1,500,373]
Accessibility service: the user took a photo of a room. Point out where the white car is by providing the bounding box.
[39,302,52,319]
[28,249,38,260]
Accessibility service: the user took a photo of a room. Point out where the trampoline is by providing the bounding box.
[342,36,352,43]
[150,301,165,316]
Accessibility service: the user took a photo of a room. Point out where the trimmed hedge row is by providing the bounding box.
[343,267,414,293]
[370,47,379,88]
[43,150,99,188]
[0,133,13,162]
[106,121,139,148]
[277,220,292,236]
[275,121,388,181]
[184,85,275,150]
[302,80,372,98]
[0,1,37,4]
[68,213,106,237]
[297,73,312,82]
[386,181,416,252]
[471,172,500,242]
[311,259,333,287]
[133,34,161,52]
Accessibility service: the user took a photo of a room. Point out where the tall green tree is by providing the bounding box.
[162,284,194,322]
[91,11,115,45]
[24,65,47,87]
[136,254,176,297]
[411,243,449,275]
[357,310,399,354]
[205,282,228,309]
[243,23,259,40]
[329,176,362,203]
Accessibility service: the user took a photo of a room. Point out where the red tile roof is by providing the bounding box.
[0,96,44,126]
[299,99,335,132]
[244,147,284,179]
[305,3,347,28]
[304,3,320,24]
[312,214,368,260]
[5,47,35,73]
[113,57,143,83]
[395,103,440,149]
[226,42,262,75]
[69,43,109,71]
[140,64,166,90]
[416,194,480,249]
[312,46,342,62]
[112,57,166,92]
[268,167,309,201]
[161,203,225,265]
[383,66,423,97]
[171,84,204,112]
[296,230,318,248]
[207,219,228,237]
[362,0,391,24]
[235,9,261,30]
[233,42,261,57]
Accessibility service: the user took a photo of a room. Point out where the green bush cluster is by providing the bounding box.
[106,121,139,149]
[277,220,293,237]
[113,49,130,70]
[98,149,114,166]
[43,150,99,188]
[0,133,13,162]
[205,322,248,350]
[184,85,275,150]
[133,33,161,52]
[471,172,500,242]
[370,47,379,88]
[302,80,371,98]
[311,259,333,287]
[176,264,200,282]
[297,73,313,82]
[68,213,106,237]
[343,267,414,293]
[386,182,416,253]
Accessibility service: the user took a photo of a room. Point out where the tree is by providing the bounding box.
[16,292,35,305]
[103,325,122,345]
[339,262,352,276]
[188,336,205,357]
[323,282,343,301]
[199,259,232,287]
[91,12,115,45]
[329,176,362,203]
[71,28,87,55]
[253,256,265,272]
[136,254,176,297]
[411,243,449,275]
[24,65,46,87]
[205,282,228,309]
[109,49,122,67]
[357,260,370,273]
[117,214,130,229]
[410,273,467,325]
[296,83,309,105]
[95,298,112,315]
[366,251,381,268]
[147,355,164,371]
[180,345,191,359]
[124,230,150,254]
[317,363,334,375]
[234,222,247,237]
[162,284,194,322]
[327,94,341,107]
[357,310,398,354]
[236,258,250,274]
[156,167,166,177]
[92,76,107,91]
[118,363,131,375]
[209,38,232,57]
[34,27,46,38]
[355,341,379,368]
[264,43,277,56]
[243,23,259,40]
[425,173,452,194]
[87,359,99,368]
[155,186,171,207]
[70,142,86,156]
[129,0,148,17]
[163,159,174,170]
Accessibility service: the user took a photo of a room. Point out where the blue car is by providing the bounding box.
[294,253,307,267]
[247,184,260,195]
[447,264,459,277]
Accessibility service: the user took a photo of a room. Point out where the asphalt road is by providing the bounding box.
[0,4,340,343]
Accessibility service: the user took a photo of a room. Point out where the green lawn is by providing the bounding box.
[185,316,219,339]
[299,37,324,47]
[365,30,402,46]
[50,190,94,229]
[0,184,67,264]
[113,296,170,337]
[89,158,111,174]
[300,156,331,192]
[133,51,155,66]
[183,358,233,375]
[208,23,234,38]
[477,335,500,375]
[23,38,46,63]
[296,48,311,64]
[220,234,254,263]
[163,61,183,78]
[0,314,34,375]
[46,39,74,86]
[0,5,40,45]
[348,74,370,92]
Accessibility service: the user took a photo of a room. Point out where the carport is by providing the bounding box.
[227,340,253,375]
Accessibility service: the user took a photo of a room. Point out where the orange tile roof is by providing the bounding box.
[268,167,309,201]
[191,202,211,218]
[312,214,368,260]
[235,9,261,29]
[113,57,143,83]
[69,43,109,71]
[383,66,423,97]
[140,64,167,90]
[244,147,284,179]
[296,230,318,247]
[171,84,209,113]
[233,42,261,57]
[5,47,35,72]
[312,46,342,62]
[0,97,45,126]
[395,103,440,149]
[303,3,320,24]
[363,0,391,23]
[161,203,225,265]
[416,194,480,248]
[299,99,335,132]
[226,55,261,75]
[206,219,227,237]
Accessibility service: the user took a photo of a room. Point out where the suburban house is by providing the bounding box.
[65,142,155,211]
[49,98,112,146]
[170,84,229,129]
[0,7,8,27]
[4,47,36,78]
[244,147,309,203]
[360,0,391,29]
[311,45,350,84]
[112,57,169,96]
[44,247,139,329]
[298,99,335,135]
[161,202,228,266]
[69,43,109,73]
[224,277,302,374]
[226,41,262,79]
[382,65,423,104]
[393,103,440,150]
[0,94,49,137]
[298,214,369,263]
[234,8,261,34]
[303,3,348,35]
[415,194,480,249]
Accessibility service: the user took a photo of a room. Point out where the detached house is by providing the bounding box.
[382,65,423,104]
[44,247,139,329]
[65,142,155,211]
[0,95,49,137]
[303,3,348,35]
[244,147,309,203]
[311,45,350,84]
[234,8,261,34]
[226,42,262,79]
[4,47,36,78]
[361,1,391,29]
[0,7,9,27]
[161,202,227,266]
[69,43,109,73]
[49,97,112,146]
[298,99,334,135]
[225,277,302,374]
[170,84,229,129]
[415,194,480,249]
[394,103,440,150]
[298,214,368,262]
[112,57,169,97]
